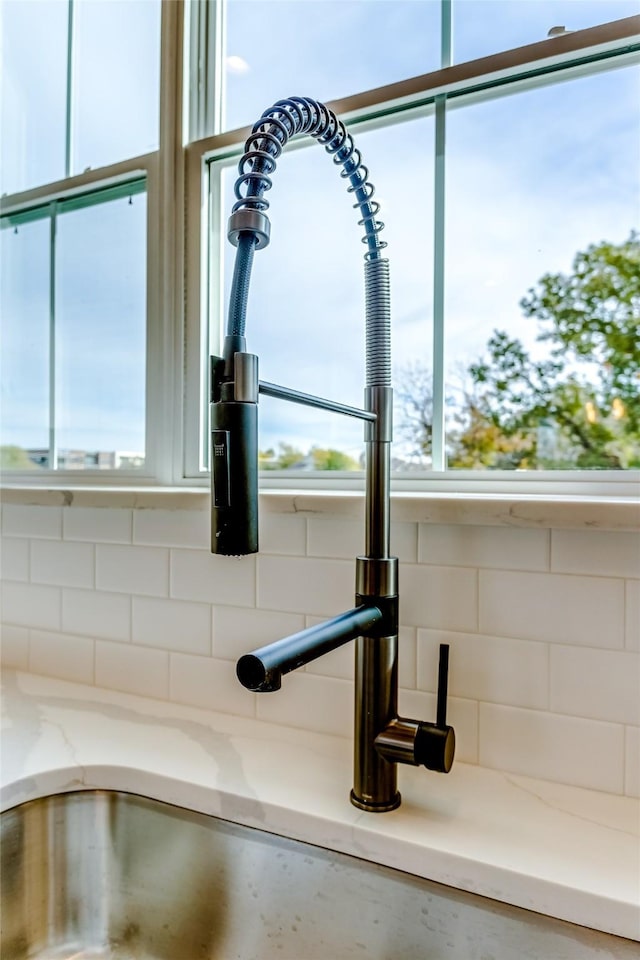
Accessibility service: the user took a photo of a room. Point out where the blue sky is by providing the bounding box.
[1,0,638,463]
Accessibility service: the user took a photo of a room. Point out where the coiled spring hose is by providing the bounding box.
[227,96,391,388]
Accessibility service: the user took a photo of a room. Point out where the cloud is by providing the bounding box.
[226,55,250,75]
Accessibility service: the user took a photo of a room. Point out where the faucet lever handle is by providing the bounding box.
[436,643,450,729]
[415,644,455,773]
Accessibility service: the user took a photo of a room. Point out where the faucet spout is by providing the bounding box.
[237,604,383,692]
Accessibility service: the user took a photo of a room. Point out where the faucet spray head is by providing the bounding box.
[210,344,259,556]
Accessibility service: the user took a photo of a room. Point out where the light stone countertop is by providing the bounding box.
[2,669,639,942]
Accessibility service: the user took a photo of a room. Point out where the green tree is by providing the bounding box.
[0,445,38,470]
[259,442,359,470]
[259,442,305,470]
[310,446,359,471]
[456,234,640,469]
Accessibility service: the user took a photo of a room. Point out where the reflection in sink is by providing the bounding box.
[1,790,635,959]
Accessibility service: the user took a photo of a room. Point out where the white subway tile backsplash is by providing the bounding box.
[64,507,132,543]
[257,555,353,616]
[391,524,419,563]
[551,529,640,579]
[307,518,417,563]
[400,689,479,764]
[212,606,305,661]
[304,634,354,680]
[95,640,169,700]
[479,570,624,648]
[29,630,94,685]
[62,588,130,642]
[2,582,61,630]
[171,549,255,607]
[419,524,549,572]
[625,580,639,651]
[133,509,209,548]
[259,513,307,555]
[170,654,256,718]
[3,500,637,799]
[307,518,363,559]
[400,565,477,632]
[0,538,29,581]
[0,624,30,669]
[550,647,640,725]
[479,703,624,793]
[417,629,549,710]
[132,596,211,655]
[96,544,169,597]
[398,627,418,689]
[256,672,353,738]
[2,504,62,539]
[31,540,94,588]
[624,726,639,798]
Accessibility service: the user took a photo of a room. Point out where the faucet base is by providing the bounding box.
[349,790,401,813]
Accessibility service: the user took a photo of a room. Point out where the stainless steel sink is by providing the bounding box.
[1,790,636,959]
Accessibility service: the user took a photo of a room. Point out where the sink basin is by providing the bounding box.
[1,790,636,959]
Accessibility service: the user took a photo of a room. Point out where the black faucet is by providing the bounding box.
[210,96,455,811]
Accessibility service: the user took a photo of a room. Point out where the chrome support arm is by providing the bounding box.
[258,381,377,422]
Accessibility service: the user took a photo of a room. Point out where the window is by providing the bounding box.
[192,1,639,482]
[1,0,162,475]
[1,184,148,470]
[2,1,638,490]
[1,0,161,194]
[444,65,640,471]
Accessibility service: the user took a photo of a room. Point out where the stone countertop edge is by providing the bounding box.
[1,483,639,530]
[2,669,639,943]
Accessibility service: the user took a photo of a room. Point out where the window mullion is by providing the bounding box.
[188,0,225,142]
[148,0,184,483]
[65,0,75,178]
[431,94,447,472]
[442,0,453,69]
[48,204,58,469]
[211,0,226,134]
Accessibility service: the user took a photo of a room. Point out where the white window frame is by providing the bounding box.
[183,10,640,497]
[1,3,638,499]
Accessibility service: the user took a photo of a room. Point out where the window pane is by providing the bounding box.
[452,0,639,63]
[72,0,161,173]
[223,0,440,132]
[0,219,51,469]
[55,191,147,467]
[214,115,434,472]
[444,66,640,470]
[1,0,68,193]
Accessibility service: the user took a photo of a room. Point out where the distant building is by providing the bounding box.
[26,449,145,470]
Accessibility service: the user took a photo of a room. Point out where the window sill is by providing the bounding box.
[1,482,638,531]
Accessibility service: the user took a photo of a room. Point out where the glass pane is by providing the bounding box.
[55,191,147,468]
[0,0,68,193]
[72,0,161,173]
[444,66,640,470]
[223,0,441,132]
[453,0,639,63]
[0,218,51,470]
[215,115,434,472]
